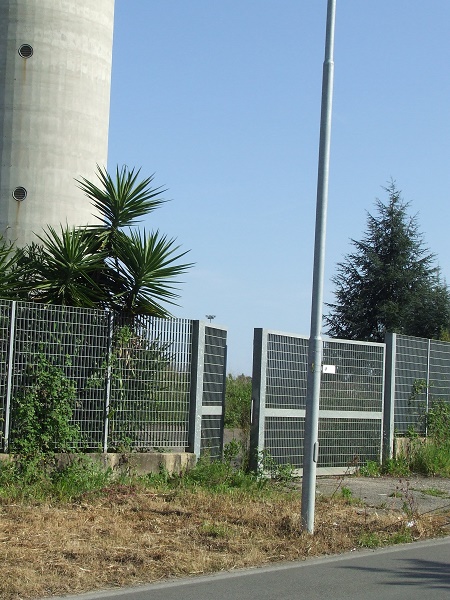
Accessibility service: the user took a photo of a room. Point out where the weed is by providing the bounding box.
[358,532,381,548]
[390,529,414,544]
[420,487,449,498]
[9,354,79,455]
[200,522,231,538]
[340,486,353,502]
[424,400,450,445]
[383,456,411,477]
[258,449,296,483]
[396,480,419,519]
[359,460,381,477]
[51,456,113,501]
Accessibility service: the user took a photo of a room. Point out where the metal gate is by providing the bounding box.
[250,329,385,474]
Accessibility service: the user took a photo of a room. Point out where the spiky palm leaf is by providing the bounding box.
[0,237,26,299]
[113,229,193,318]
[77,165,166,252]
[30,226,108,307]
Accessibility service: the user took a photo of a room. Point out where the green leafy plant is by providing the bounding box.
[358,532,381,548]
[9,354,80,455]
[409,378,427,405]
[424,400,450,445]
[224,374,252,431]
[359,460,381,477]
[258,449,296,483]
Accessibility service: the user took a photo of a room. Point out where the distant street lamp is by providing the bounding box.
[205,315,216,323]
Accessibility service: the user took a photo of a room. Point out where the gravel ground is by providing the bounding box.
[315,475,450,516]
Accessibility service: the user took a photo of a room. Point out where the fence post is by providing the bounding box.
[3,300,17,453]
[383,332,396,462]
[426,338,431,418]
[188,320,204,457]
[102,311,114,453]
[249,328,267,472]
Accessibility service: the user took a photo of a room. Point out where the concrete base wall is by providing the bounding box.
[394,436,427,458]
[0,452,197,476]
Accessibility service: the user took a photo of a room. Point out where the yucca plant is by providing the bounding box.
[15,165,192,319]
[77,165,166,256]
[0,236,27,300]
[113,229,192,318]
[27,225,108,307]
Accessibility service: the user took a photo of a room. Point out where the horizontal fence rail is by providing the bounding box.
[0,300,226,456]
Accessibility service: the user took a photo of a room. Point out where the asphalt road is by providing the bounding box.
[43,536,450,600]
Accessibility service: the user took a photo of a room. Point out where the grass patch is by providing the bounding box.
[420,488,450,498]
[0,454,448,600]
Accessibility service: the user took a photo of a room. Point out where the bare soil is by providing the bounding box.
[1,478,449,600]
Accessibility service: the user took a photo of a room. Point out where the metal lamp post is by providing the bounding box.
[301,0,337,534]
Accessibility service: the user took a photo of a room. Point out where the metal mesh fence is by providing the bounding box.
[202,326,227,407]
[266,333,308,410]
[429,340,450,402]
[199,326,226,458]
[251,329,385,473]
[321,340,385,412]
[0,300,223,454]
[200,415,223,459]
[264,416,305,467]
[11,303,110,449]
[391,334,450,434]
[108,317,192,450]
[318,418,382,468]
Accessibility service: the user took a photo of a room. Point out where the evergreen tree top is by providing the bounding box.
[325,182,450,342]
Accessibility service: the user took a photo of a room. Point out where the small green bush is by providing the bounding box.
[9,355,80,455]
[224,374,251,431]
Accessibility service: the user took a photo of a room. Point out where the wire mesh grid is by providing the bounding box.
[11,302,110,449]
[202,326,227,406]
[255,331,384,472]
[264,416,305,467]
[318,418,382,467]
[394,335,429,433]
[266,333,308,410]
[321,340,385,411]
[201,415,223,460]
[429,340,450,403]
[1,300,200,452]
[393,335,450,434]
[108,316,192,450]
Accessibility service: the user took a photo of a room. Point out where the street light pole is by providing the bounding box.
[301,0,337,534]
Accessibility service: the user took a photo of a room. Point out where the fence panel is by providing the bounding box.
[8,302,110,450]
[0,299,227,456]
[108,317,192,451]
[200,325,227,459]
[188,322,227,460]
[385,333,450,437]
[250,329,385,474]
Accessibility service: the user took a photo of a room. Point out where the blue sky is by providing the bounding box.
[108,1,450,374]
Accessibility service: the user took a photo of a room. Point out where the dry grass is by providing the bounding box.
[1,482,449,600]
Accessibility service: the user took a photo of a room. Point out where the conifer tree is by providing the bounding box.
[325,182,450,342]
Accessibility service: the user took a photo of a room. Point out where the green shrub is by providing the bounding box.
[9,355,79,455]
[224,374,251,431]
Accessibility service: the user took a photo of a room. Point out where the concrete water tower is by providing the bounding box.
[0,0,115,247]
